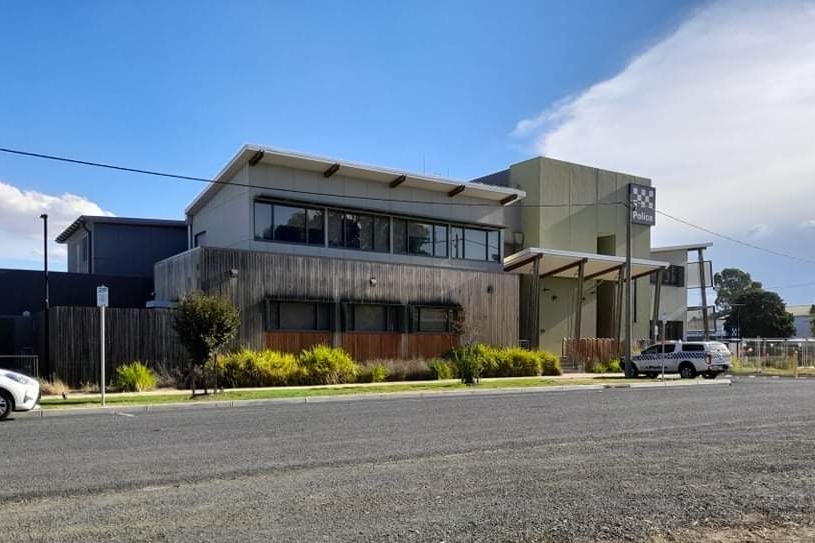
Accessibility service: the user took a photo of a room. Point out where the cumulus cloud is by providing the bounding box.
[513,0,815,246]
[0,180,112,268]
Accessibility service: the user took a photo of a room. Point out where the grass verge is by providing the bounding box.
[728,366,815,377]
[40,377,635,410]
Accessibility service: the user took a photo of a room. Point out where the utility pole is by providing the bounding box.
[40,214,49,376]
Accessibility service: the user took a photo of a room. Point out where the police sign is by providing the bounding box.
[629,183,656,226]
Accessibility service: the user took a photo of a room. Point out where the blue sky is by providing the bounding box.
[2,0,814,305]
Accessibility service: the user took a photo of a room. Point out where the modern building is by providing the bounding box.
[155,145,525,360]
[650,243,714,341]
[56,216,187,278]
[788,305,814,338]
[475,157,669,354]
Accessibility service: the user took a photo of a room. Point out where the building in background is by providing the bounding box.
[56,216,187,278]
[788,305,814,338]
[650,243,714,341]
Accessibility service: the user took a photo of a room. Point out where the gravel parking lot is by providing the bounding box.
[1,378,814,542]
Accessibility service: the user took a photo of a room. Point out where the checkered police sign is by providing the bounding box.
[629,183,656,226]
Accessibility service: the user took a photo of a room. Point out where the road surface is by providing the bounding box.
[1,378,814,542]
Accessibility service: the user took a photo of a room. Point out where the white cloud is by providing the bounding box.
[514,0,815,246]
[0,180,112,268]
[801,219,815,230]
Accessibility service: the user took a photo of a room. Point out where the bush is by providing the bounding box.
[587,358,622,374]
[358,363,388,383]
[378,358,434,381]
[429,359,454,380]
[297,345,358,385]
[446,344,485,384]
[214,348,301,388]
[539,351,562,376]
[39,377,67,396]
[114,362,157,392]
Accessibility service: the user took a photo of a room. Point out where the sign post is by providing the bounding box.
[625,183,656,377]
[97,285,109,407]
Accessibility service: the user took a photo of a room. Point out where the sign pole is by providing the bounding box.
[624,197,633,377]
[625,183,656,378]
[97,285,109,407]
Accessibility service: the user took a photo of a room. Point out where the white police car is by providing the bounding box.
[631,341,731,379]
[0,369,41,420]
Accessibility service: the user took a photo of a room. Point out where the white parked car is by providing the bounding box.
[631,341,732,379]
[0,369,41,420]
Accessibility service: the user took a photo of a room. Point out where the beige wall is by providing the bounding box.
[508,157,655,353]
[652,249,690,331]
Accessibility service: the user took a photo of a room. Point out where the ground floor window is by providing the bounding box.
[414,306,455,332]
[342,303,404,332]
[265,300,332,331]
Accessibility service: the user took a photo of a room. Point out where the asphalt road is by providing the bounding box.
[1,378,814,542]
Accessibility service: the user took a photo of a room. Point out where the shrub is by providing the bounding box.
[214,348,301,388]
[446,344,485,384]
[39,377,67,396]
[297,345,358,385]
[539,351,562,376]
[587,358,622,374]
[358,363,388,383]
[369,358,434,381]
[429,359,454,380]
[114,362,157,392]
[491,347,542,377]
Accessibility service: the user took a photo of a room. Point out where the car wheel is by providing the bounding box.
[679,362,697,379]
[0,390,13,420]
[702,372,717,379]
[647,372,658,379]
[626,364,639,378]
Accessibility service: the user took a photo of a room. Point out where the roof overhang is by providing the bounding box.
[504,247,669,281]
[651,242,713,254]
[185,145,526,215]
[56,215,186,243]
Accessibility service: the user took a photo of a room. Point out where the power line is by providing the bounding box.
[656,210,815,266]
[0,146,618,209]
[3,146,814,267]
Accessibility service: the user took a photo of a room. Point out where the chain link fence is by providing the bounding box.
[723,338,815,373]
[0,355,39,377]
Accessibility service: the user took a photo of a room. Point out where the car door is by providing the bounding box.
[661,344,678,372]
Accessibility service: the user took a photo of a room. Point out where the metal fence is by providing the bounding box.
[0,355,39,377]
[723,338,815,370]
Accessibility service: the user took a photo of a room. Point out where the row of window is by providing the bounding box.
[651,265,685,287]
[264,300,458,333]
[253,201,501,262]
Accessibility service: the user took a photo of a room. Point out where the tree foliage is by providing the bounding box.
[724,290,794,338]
[714,268,762,313]
[173,292,240,372]
[810,305,815,337]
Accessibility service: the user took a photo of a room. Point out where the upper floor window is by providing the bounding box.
[451,228,501,262]
[328,211,389,252]
[651,265,685,287]
[254,202,324,246]
[393,219,448,257]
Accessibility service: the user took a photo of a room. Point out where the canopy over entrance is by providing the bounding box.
[503,247,669,349]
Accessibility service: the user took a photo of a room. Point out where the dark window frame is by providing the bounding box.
[264,299,334,332]
[254,201,326,246]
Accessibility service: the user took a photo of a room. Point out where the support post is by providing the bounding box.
[40,214,49,376]
[531,255,542,349]
[698,248,710,340]
[614,266,624,347]
[100,304,106,407]
[652,269,663,342]
[624,201,634,377]
[574,260,585,340]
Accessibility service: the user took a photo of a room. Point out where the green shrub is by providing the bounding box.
[114,362,157,392]
[298,345,359,385]
[373,358,434,381]
[490,347,542,377]
[587,358,622,374]
[214,348,301,388]
[358,363,388,383]
[446,344,485,384]
[429,359,454,380]
[539,351,562,376]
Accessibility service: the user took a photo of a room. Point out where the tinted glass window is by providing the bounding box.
[280,302,317,330]
[434,225,448,257]
[464,229,487,260]
[354,305,387,331]
[254,202,273,240]
[307,209,324,246]
[393,219,407,254]
[343,213,361,249]
[418,307,449,332]
[358,215,374,251]
[641,346,659,355]
[682,344,705,352]
[327,211,343,248]
[273,205,307,243]
[451,227,464,259]
[408,222,433,256]
[487,231,501,262]
[374,216,390,252]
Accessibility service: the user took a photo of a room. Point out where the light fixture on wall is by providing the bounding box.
[229,269,239,278]
[370,277,377,287]
[487,285,494,294]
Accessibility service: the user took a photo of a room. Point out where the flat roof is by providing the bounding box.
[56,215,186,243]
[504,247,669,281]
[651,243,713,253]
[185,144,526,216]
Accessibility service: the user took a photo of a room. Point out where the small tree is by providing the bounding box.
[724,290,795,339]
[173,292,240,394]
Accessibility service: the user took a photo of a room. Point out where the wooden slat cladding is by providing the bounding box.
[561,337,622,371]
[341,332,401,361]
[155,247,519,353]
[407,333,460,359]
[48,306,187,386]
[265,331,332,353]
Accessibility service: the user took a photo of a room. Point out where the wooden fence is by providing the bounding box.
[561,338,622,371]
[48,306,187,386]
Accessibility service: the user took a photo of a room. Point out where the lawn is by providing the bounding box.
[39,376,633,409]
[728,366,815,377]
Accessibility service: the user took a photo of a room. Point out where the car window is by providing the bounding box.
[682,344,705,352]
[661,344,675,354]
[641,346,659,355]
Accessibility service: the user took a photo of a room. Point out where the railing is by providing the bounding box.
[0,355,39,377]
[724,338,815,372]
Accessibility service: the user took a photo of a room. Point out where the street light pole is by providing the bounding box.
[40,214,49,376]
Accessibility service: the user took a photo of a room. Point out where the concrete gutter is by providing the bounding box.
[25,379,731,419]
